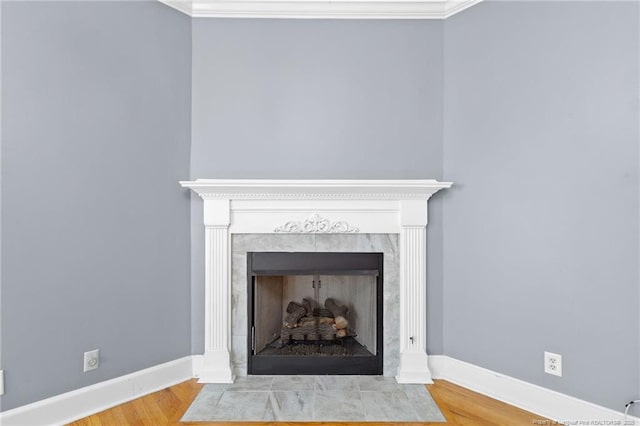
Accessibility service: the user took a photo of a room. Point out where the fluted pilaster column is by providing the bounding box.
[200,199,234,383]
[396,200,433,384]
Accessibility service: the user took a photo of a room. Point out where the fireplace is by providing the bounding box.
[180,179,452,384]
[248,252,383,375]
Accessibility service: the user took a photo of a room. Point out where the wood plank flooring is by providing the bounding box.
[69,379,549,426]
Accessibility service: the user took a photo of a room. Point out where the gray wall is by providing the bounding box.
[0,1,192,410]
[0,0,3,393]
[443,0,640,411]
[190,19,446,354]
[2,0,639,416]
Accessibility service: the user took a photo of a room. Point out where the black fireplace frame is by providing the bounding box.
[247,251,384,375]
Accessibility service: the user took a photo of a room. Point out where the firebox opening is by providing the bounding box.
[254,274,377,355]
[247,252,383,375]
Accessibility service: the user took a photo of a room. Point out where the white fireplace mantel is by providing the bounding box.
[181,179,452,383]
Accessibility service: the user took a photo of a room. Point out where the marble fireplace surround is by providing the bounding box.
[180,179,452,384]
[233,233,396,377]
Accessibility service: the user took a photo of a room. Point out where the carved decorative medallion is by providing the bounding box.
[274,214,359,234]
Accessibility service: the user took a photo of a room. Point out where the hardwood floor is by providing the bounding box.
[69,379,548,426]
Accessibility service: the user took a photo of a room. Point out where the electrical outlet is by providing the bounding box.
[84,349,99,372]
[0,370,4,395]
[544,351,562,377]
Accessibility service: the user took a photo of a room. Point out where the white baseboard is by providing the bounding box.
[0,356,194,426]
[191,354,203,378]
[2,354,638,425]
[428,355,640,424]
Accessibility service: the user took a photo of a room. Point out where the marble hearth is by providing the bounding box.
[180,180,451,384]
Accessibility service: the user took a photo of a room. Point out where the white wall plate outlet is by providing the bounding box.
[84,349,100,372]
[0,370,4,395]
[544,351,562,377]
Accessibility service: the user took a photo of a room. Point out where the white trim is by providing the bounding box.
[200,221,235,384]
[396,203,432,383]
[192,354,204,378]
[158,0,194,16]
[443,0,481,18]
[0,356,194,426]
[182,179,451,383]
[428,355,640,424]
[180,179,453,200]
[229,200,402,234]
[273,213,360,233]
[2,355,637,424]
[158,0,482,19]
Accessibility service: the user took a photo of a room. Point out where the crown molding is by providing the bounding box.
[158,0,482,19]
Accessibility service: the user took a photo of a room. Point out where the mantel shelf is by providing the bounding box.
[180,179,453,200]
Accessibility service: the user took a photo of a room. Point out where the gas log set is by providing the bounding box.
[280,297,354,344]
[248,253,382,374]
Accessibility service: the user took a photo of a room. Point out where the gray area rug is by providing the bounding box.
[181,375,446,422]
